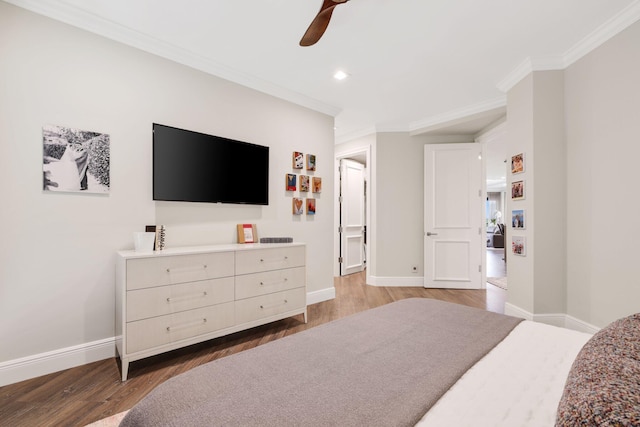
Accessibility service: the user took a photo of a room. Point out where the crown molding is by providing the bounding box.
[375,123,411,133]
[564,0,640,67]
[498,0,640,93]
[335,126,378,144]
[408,96,506,136]
[4,0,341,118]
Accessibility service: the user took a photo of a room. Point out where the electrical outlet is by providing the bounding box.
[411,266,418,273]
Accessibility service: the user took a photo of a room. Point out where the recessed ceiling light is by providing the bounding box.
[334,70,349,81]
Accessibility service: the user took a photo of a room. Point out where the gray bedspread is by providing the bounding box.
[120,298,522,427]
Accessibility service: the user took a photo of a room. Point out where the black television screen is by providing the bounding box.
[153,124,269,205]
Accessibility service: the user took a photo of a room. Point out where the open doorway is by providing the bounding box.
[334,146,370,280]
[481,123,508,291]
[338,158,366,276]
[486,191,507,289]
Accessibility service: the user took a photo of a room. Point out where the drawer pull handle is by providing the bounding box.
[260,300,288,310]
[259,257,289,263]
[166,264,208,273]
[166,291,208,303]
[259,278,288,287]
[166,318,207,332]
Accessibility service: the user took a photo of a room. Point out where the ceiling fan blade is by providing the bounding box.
[300,0,348,47]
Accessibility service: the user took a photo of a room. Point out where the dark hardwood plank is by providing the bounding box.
[0,272,505,427]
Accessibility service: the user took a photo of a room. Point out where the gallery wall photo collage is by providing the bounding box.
[510,152,526,256]
[287,151,321,216]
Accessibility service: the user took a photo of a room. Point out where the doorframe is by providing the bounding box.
[334,145,371,284]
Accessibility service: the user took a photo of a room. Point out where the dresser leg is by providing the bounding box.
[303,309,308,324]
[121,360,129,382]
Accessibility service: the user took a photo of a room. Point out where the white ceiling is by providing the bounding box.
[7,0,639,184]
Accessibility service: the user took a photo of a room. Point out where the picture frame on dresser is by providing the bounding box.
[237,224,257,243]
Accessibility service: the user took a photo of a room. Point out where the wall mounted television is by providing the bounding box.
[153,123,269,205]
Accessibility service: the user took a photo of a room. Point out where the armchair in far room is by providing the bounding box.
[492,223,505,249]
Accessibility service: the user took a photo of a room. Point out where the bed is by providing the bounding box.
[119,298,640,426]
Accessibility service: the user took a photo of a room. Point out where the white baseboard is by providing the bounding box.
[368,276,424,287]
[0,337,115,387]
[565,314,601,334]
[504,303,600,334]
[307,287,336,305]
[504,302,533,320]
[1,291,336,387]
[533,313,567,328]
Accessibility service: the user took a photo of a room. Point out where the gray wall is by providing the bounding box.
[564,19,640,327]
[375,133,424,277]
[531,71,567,315]
[501,21,640,328]
[367,133,473,281]
[505,71,567,315]
[0,2,334,369]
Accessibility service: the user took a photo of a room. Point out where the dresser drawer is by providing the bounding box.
[127,277,234,322]
[235,246,305,275]
[235,287,306,325]
[126,302,235,354]
[127,252,235,290]
[235,267,305,300]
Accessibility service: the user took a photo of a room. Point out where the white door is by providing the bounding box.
[424,144,483,289]
[340,159,365,276]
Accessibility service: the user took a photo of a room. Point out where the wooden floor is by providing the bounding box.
[0,272,505,427]
[487,247,507,277]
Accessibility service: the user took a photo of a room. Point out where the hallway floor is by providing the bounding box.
[487,248,506,278]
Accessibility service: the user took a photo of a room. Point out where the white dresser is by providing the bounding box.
[116,243,306,381]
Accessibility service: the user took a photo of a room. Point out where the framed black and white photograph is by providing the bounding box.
[511,180,525,200]
[512,209,525,229]
[42,124,110,194]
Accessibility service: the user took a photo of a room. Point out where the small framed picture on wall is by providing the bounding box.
[511,153,524,174]
[306,154,316,171]
[286,174,297,191]
[292,198,304,215]
[293,151,304,169]
[511,180,525,200]
[312,177,322,193]
[511,209,525,229]
[299,175,310,192]
[306,198,316,215]
[512,236,526,256]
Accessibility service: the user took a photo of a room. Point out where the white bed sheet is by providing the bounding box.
[416,320,592,427]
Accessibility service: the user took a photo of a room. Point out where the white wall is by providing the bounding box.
[565,19,640,327]
[0,2,334,383]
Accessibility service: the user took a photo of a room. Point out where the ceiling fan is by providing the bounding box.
[300,0,350,46]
